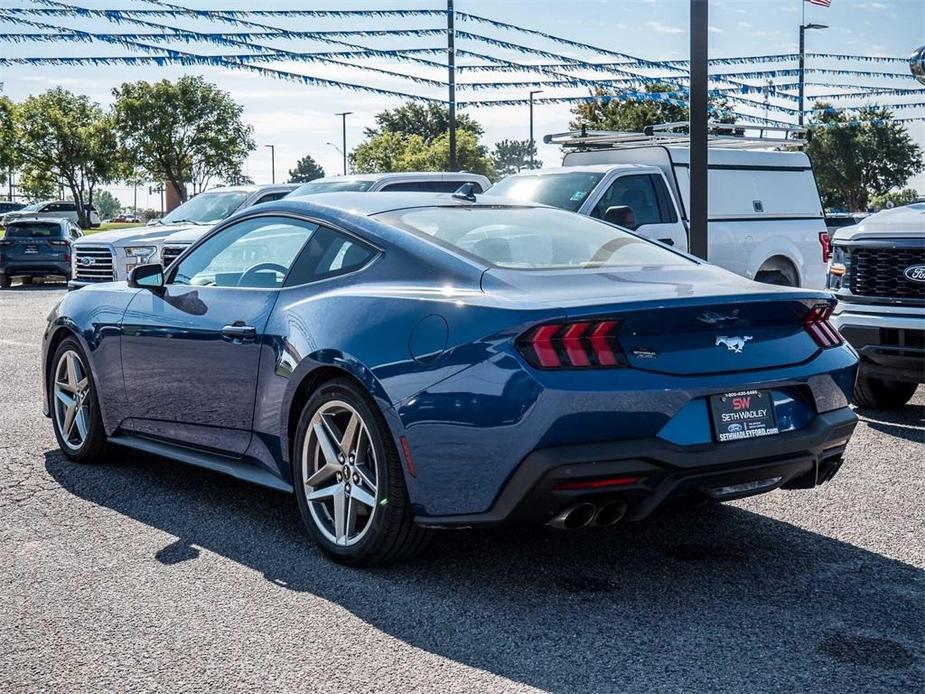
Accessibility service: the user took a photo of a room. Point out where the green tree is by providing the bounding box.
[364,102,483,142]
[112,76,255,203]
[569,84,735,132]
[288,154,325,183]
[808,103,924,211]
[0,96,16,189]
[491,139,541,177]
[869,187,919,210]
[18,168,59,202]
[94,190,122,219]
[223,170,254,186]
[351,130,494,178]
[16,88,118,226]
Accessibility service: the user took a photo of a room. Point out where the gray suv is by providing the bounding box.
[0,218,82,288]
[827,203,924,409]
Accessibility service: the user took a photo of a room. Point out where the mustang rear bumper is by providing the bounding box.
[414,407,857,528]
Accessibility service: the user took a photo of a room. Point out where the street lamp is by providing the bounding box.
[335,111,353,175]
[798,23,827,126]
[528,90,543,169]
[264,144,276,184]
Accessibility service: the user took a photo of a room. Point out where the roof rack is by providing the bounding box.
[543,121,810,151]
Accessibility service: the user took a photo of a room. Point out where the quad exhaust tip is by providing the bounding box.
[547,500,628,530]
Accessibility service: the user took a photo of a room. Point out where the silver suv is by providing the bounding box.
[69,184,298,289]
[827,203,924,409]
[1,200,101,229]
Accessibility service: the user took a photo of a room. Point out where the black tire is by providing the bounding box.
[49,337,110,463]
[853,376,918,410]
[755,269,797,287]
[0,274,10,289]
[292,377,431,566]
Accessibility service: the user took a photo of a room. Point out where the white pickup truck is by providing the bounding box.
[490,124,830,288]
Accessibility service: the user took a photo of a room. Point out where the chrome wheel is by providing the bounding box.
[53,350,91,451]
[302,400,379,547]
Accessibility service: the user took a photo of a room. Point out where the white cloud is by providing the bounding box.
[737,21,753,29]
[709,26,723,34]
[646,21,684,35]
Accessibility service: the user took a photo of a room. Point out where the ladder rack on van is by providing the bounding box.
[544,121,809,151]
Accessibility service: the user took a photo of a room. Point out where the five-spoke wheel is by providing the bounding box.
[293,378,431,565]
[49,338,108,462]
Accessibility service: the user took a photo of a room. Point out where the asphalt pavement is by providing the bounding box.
[1,284,922,693]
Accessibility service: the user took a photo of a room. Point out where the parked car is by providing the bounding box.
[0,200,100,229]
[43,192,858,565]
[497,127,829,288]
[158,173,492,268]
[825,212,868,234]
[0,218,81,288]
[69,184,298,289]
[111,213,142,223]
[827,202,924,409]
[0,201,25,216]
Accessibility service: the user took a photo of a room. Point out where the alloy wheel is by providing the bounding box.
[53,350,91,451]
[302,400,379,547]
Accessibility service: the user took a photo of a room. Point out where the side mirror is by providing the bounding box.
[128,263,165,290]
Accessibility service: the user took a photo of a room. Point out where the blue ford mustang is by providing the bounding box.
[43,192,859,565]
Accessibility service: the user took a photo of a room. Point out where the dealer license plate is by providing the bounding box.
[709,389,779,443]
[24,245,38,254]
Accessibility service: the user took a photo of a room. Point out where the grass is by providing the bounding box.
[90,222,146,234]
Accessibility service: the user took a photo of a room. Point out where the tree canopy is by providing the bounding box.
[94,190,122,219]
[288,154,325,183]
[807,104,924,210]
[15,88,118,226]
[351,129,494,178]
[112,76,255,202]
[491,139,541,177]
[569,85,735,132]
[0,96,16,186]
[364,103,483,142]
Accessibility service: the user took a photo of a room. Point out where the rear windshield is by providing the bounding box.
[290,179,375,195]
[4,222,62,237]
[374,206,690,270]
[487,173,605,212]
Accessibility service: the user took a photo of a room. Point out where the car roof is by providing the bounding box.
[308,172,489,183]
[501,164,657,177]
[203,184,299,194]
[282,191,541,216]
[6,217,68,225]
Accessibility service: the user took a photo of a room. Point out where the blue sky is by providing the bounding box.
[1,0,922,207]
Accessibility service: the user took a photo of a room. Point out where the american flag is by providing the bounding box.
[806,0,831,7]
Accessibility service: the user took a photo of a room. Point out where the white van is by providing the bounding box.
[490,125,829,288]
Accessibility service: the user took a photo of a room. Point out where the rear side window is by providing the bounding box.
[254,192,289,205]
[591,174,675,225]
[285,226,377,286]
[47,202,76,212]
[4,222,63,237]
[375,206,689,270]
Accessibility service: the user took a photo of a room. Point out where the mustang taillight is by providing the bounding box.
[804,303,842,348]
[517,319,627,369]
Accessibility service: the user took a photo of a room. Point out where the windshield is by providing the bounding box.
[375,206,689,270]
[161,191,248,225]
[5,222,62,237]
[290,179,375,196]
[20,202,42,212]
[487,173,605,212]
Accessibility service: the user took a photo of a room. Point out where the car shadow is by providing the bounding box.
[855,400,924,444]
[1,280,68,291]
[44,449,922,692]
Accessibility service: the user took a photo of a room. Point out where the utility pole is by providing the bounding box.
[689,0,709,260]
[447,0,457,171]
[528,90,543,169]
[335,112,352,175]
[264,144,276,184]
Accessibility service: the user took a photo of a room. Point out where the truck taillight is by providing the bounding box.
[804,303,842,348]
[819,231,832,263]
[517,320,627,369]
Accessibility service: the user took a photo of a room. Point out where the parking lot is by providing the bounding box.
[1,284,922,692]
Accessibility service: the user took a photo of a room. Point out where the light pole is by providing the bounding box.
[335,111,352,175]
[528,90,543,169]
[798,23,827,126]
[264,144,276,184]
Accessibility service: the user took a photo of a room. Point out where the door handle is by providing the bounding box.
[221,323,256,342]
[658,238,675,246]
